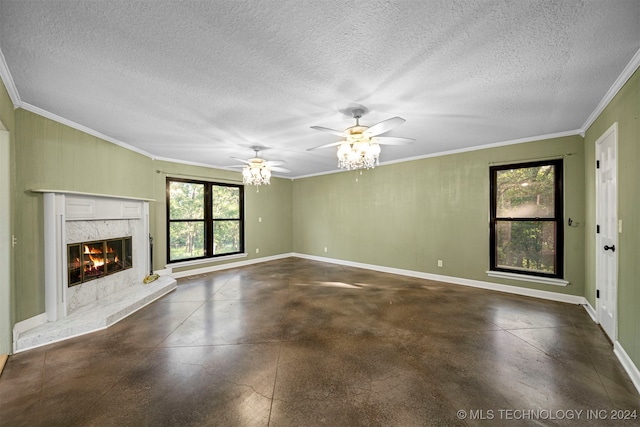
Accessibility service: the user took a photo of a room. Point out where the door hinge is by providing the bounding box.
[596,160,600,169]
[596,289,600,299]
[596,225,600,234]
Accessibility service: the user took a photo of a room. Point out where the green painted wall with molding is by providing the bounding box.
[12,109,154,321]
[293,135,585,296]
[584,68,640,369]
[5,105,294,322]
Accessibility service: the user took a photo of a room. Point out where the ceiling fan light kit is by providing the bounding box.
[231,147,289,188]
[242,158,272,186]
[310,108,414,171]
[337,139,381,170]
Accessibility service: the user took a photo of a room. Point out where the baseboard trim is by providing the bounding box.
[166,252,586,306]
[583,300,597,323]
[13,313,48,353]
[13,312,48,334]
[169,253,295,279]
[292,253,586,305]
[12,313,48,352]
[613,341,640,397]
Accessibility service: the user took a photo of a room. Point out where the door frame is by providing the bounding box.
[0,124,11,356]
[595,122,618,341]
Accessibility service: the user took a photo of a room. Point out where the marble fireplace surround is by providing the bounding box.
[66,219,142,314]
[14,191,177,352]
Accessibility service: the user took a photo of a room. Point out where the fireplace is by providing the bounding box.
[68,237,133,286]
[36,191,152,321]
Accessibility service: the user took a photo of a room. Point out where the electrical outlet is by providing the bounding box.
[258,217,262,223]
[437,260,443,267]
[255,248,260,254]
[12,235,17,247]
[324,247,328,253]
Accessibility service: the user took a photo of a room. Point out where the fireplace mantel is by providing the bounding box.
[31,189,155,202]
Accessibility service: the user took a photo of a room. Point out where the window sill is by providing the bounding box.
[166,253,248,270]
[486,270,569,287]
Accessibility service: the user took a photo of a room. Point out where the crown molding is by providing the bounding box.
[2,44,638,178]
[18,101,154,158]
[0,48,21,106]
[580,47,640,135]
[378,129,583,169]
[291,129,582,179]
[151,154,224,169]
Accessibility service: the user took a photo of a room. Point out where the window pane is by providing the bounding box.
[169,222,205,260]
[212,185,240,218]
[213,220,240,255]
[496,221,556,274]
[496,165,555,218]
[169,182,204,219]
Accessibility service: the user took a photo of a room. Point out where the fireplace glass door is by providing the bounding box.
[67,237,133,286]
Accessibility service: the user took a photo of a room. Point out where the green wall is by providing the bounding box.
[151,160,293,273]
[0,80,13,132]
[584,68,640,368]
[293,135,585,296]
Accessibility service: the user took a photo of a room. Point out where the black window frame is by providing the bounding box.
[166,178,244,263]
[489,159,564,279]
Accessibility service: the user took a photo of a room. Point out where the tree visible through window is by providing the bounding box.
[167,178,244,262]
[490,160,563,278]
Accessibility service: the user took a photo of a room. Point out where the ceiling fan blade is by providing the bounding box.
[311,126,346,137]
[307,141,343,151]
[270,166,291,173]
[365,117,406,136]
[373,136,415,145]
[230,157,251,165]
[228,164,248,168]
[264,160,286,167]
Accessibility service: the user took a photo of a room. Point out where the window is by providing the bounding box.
[167,178,244,263]
[490,159,563,278]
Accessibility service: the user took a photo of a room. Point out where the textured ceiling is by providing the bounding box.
[0,0,639,178]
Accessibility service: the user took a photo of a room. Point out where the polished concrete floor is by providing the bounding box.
[1,258,638,426]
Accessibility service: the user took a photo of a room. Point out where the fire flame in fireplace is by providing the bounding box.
[69,237,131,286]
[84,245,105,268]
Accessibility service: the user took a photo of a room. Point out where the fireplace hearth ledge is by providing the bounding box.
[14,275,176,352]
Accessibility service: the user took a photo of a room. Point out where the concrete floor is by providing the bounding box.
[1,258,638,426]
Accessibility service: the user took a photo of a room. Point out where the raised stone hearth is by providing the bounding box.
[14,276,175,351]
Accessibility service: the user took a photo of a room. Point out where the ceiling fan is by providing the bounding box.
[308,108,414,170]
[230,147,290,187]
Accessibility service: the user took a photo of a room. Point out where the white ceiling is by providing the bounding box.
[0,1,638,178]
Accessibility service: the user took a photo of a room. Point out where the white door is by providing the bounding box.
[595,122,618,342]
